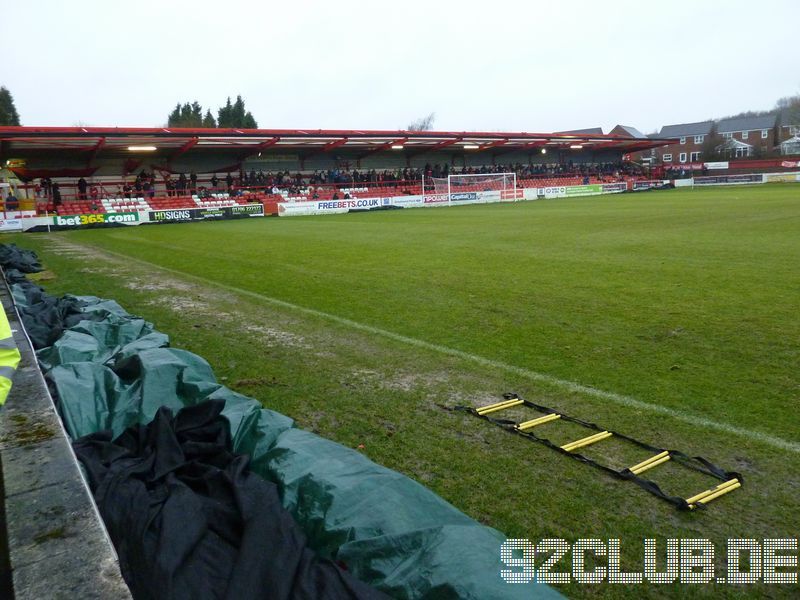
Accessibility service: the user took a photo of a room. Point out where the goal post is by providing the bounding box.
[426,172,519,205]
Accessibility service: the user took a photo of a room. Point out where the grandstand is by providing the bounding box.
[0,125,673,216]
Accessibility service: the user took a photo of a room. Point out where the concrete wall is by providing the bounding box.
[0,276,131,600]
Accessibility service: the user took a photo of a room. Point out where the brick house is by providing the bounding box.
[633,112,800,165]
[636,121,713,166]
[714,115,777,158]
[609,125,648,139]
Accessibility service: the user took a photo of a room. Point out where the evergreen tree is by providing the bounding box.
[700,123,722,161]
[167,100,206,127]
[165,96,258,128]
[190,101,203,126]
[0,86,21,126]
[218,97,233,128]
[243,111,258,129]
[167,103,182,127]
[232,95,246,127]
[180,102,193,125]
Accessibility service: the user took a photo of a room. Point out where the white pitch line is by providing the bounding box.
[74,241,800,454]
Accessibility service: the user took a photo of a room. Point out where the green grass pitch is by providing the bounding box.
[11,185,800,597]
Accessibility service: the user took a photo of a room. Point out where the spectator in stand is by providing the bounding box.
[52,182,62,206]
[177,173,187,195]
[123,182,132,199]
[165,175,176,197]
[189,171,198,193]
[77,177,88,200]
[211,173,219,190]
[4,190,19,212]
[40,177,51,198]
[332,191,340,200]
[226,173,234,191]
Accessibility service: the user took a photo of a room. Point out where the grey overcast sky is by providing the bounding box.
[2,0,798,134]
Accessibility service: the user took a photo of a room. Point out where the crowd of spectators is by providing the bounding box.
[241,167,426,192]
[242,161,642,189]
[238,161,645,194]
[34,177,62,205]
[448,161,645,181]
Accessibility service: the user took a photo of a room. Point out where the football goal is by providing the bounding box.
[425,172,520,204]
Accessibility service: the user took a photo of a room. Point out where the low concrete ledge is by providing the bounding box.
[0,276,131,599]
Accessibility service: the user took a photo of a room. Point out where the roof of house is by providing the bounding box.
[717,115,776,133]
[779,135,800,146]
[659,121,714,137]
[717,138,753,150]
[557,127,604,135]
[610,125,647,139]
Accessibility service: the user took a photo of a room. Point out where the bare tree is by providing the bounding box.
[407,112,436,131]
[776,94,800,128]
[775,94,800,110]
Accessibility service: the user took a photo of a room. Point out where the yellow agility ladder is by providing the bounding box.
[467,394,742,510]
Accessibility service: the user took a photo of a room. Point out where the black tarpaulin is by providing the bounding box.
[0,243,43,274]
[73,400,387,600]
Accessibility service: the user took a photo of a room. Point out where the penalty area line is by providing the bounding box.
[90,242,800,455]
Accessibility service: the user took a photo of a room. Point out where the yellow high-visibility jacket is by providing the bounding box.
[0,308,21,405]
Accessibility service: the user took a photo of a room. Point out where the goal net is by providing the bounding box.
[428,172,520,203]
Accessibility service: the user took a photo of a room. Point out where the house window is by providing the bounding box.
[694,135,704,144]
[679,137,686,145]
[679,152,687,163]
[742,131,749,140]
[662,153,672,162]
[690,151,701,162]
[761,129,769,138]
[723,132,733,140]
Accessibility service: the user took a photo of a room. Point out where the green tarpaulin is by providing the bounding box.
[9,263,560,599]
